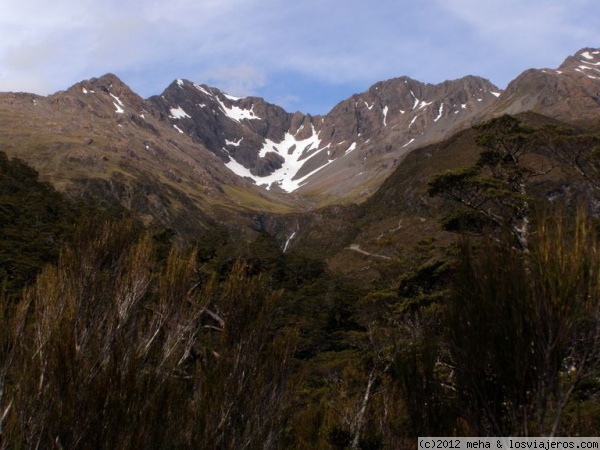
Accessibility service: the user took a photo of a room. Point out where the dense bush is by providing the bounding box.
[0,152,76,298]
[447,212,600,435]
[0,219,296,449]
[2,121,600,448]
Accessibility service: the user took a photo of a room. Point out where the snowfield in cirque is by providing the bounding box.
[166,76,507,194]
[225,125,333,192]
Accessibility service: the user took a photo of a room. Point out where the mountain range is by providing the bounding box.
[5,46,600,447]
[0,47,599,256]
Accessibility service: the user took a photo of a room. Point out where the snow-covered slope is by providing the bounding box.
[5,46,598,211]
[150,75,500,201]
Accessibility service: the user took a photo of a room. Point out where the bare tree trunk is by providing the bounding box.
[351,368,376,449]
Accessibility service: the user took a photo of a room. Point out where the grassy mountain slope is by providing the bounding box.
[0,75,304,239]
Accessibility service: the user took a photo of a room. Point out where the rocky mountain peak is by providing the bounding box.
[2,46,600,217]
[488,47,600,124]
[57,73,153,121]
[65,73,135,102]
[145,74,501,200]
[558,48,600,77]
[149,78,295,170]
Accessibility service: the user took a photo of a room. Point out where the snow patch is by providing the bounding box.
[581,51,594,60]
[383,105,389,126]
[418,100,432,109]
[110,94,125,114]
[434,103,444,122]
[409,114,419,128]
[177,79,184,87]
[224,159,254,179]
[216,97,260,122]
[194,83,212,96]
[225,125,331,192]
[491,91,501,97]
[345,142,357,155]
[173,124,184,134]
[82,88,88,94]
[169,106,191,119]
[403,138,415,148]
[225,137,243,147]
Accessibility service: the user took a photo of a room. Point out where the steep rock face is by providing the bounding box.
[148,80,294,168]
[150,75,500,202]
[12,73,245,195]
[0,74,297,237]
[143,47,600,205]
[3,46,600,241]
[490,48,600,125]
[322,75,499,153]
[297,76,500,201]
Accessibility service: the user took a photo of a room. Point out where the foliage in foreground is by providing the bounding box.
[0,152,77,298]
[0,219,296,449]
[1,118,600,448]
[447,212,600,435]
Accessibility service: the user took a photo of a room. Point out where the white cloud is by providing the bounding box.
[271,94,301,111]
[429,0,600,88]
[435,0,600,63]
[0,0,431,95]
[0,0,598,112]
[200,64,267,97]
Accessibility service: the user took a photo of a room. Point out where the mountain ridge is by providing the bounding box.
[486,47,600,126]
[0,47,599,239]
[148,73,500,202]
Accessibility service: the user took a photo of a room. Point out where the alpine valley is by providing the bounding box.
[2,47,600,447]
[1,48,599,243]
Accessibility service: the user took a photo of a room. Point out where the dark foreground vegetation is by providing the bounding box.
[1,115,600,448]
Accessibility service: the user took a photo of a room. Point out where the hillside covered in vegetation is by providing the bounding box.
[1,113,600,448]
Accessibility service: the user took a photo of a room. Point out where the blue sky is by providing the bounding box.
[1,0,599,114]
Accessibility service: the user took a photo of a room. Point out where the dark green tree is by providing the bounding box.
[428,115,544,250]
[535,124,600,190]
[0,152,76,297]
